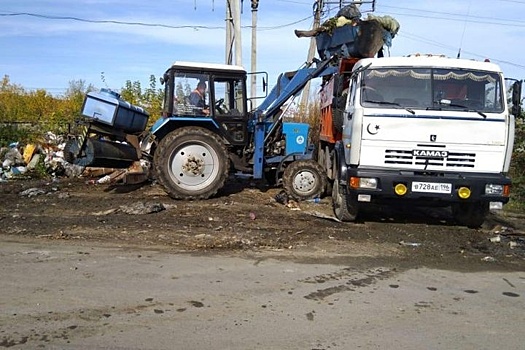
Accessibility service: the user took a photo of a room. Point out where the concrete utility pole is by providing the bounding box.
[232,0,242,66]
[250,0,259,99]
[300,0,323,107]
[225,0,242,66]
[225,1,234,64]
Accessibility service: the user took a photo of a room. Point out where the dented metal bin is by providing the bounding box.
[81,89,149,134]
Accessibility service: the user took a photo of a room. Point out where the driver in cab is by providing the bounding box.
[189,81,210,115]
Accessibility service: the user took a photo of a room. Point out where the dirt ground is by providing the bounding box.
[1,176,525,271]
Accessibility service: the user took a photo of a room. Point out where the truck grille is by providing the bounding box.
[384,150,475,168]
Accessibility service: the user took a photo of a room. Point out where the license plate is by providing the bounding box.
[412,181,452,194]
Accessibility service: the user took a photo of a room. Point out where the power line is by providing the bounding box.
[375,6,525,27]
[497,0,525,3]
[399,31,525,71]
[0,12,224,30]
[0,10,313,32]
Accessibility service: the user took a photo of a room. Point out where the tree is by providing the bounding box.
[120,75,164,124]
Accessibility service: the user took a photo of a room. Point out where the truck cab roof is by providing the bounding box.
[354,56,503,73]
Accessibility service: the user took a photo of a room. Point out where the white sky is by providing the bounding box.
[1,0,524,97]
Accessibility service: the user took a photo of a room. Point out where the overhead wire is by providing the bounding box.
[0,12,224,30]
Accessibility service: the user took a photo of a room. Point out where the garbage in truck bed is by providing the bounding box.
[81,89,149,134]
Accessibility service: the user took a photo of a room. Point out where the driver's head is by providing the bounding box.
[197,81,207,92]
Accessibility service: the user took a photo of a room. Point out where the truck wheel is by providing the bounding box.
[452,202,488,229]
[332,165,357,222]
[155,127,229,200]
[282,160,326,200]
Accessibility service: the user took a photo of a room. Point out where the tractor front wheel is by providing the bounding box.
[282,160,326,200]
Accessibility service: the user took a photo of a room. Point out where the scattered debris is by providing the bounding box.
[274,190,301,210]
[306,211,341,222]
[274,190,289,205]
[399,240,422,247]
[118,202,166,215]
[487,225,525,251]
[489,236,501,243]
[19,188,47,198]
[91,209,118,216]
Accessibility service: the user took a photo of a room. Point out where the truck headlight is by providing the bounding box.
[485,184,510,196]
[350,177,378,189]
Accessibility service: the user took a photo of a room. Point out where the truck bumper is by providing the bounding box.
[343,168,511,206]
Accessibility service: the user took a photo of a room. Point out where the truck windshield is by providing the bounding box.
[361,67,504,113]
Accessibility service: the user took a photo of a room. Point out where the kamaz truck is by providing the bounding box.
[318,54,522,227]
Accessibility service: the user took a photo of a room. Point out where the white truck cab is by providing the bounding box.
[332,55,520,227]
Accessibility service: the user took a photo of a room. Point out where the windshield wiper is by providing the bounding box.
[432,99,487,119]
[364,100,415,115]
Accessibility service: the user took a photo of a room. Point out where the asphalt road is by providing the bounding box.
[1,236,524,350]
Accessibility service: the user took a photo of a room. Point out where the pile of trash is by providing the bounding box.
[0,131,149,184]
[1,132,80,181]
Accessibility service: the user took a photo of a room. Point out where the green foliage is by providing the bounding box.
[0,72,164,146]
[120,75,164,125]
[0,124,35,147]
[510,116,525,206]
[30,154,49,179]
[0,75,93,146]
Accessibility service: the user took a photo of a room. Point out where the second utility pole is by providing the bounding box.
[300,0,323,108]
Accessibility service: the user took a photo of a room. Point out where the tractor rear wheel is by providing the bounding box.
[154,127,229,200]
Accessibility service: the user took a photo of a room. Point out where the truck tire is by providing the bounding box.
[317,143,334,195]
[282,160,326,200]
[452,202,488,229]
[332,164,358,222]
[154,127,229,200]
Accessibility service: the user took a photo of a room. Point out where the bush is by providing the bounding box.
[510,117,525,207]
[0,124,36,147]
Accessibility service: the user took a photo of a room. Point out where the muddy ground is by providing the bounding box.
[1,176,525,271]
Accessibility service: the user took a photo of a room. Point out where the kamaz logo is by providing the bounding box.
[413,149,448,158]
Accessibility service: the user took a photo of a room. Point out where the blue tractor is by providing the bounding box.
[65,59,335,200]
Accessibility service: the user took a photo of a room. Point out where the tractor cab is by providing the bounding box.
[160,61,249,145]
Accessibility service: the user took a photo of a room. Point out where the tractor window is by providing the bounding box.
[212,77,245,116]
[172,72,210,116]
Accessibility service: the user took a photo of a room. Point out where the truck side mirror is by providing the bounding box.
[511,80,522,117]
